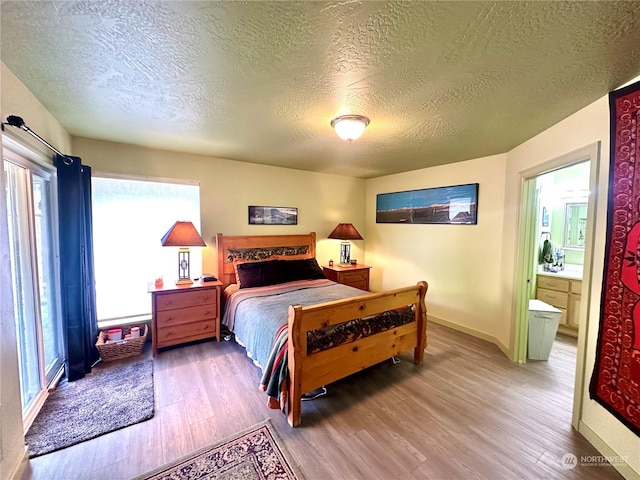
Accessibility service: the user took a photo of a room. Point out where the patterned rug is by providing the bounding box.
[136,420,303,480]
[589,78,640,437]
[25,358,154,457]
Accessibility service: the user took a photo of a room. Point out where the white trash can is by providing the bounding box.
[528,299,562,360]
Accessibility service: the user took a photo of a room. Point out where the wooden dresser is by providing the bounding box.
[536,274,582,337]
[323,264,371,291]
[148,279,222,356]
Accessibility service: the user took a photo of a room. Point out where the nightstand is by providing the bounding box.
[323,264,371,291]
[148,279,222,356]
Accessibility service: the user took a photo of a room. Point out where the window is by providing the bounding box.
[3,140,63,421]
[91,175,201,322]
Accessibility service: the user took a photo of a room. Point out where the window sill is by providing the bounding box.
[97,314,151,331]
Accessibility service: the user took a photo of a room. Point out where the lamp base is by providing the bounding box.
[176,248,192,285]
[339,241,351,265]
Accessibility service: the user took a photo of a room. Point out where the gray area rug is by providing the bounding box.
[25,358,154,457]
[135,420,304,480]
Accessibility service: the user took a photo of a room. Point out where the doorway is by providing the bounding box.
[513,142,600,429]
[534,161,590,337]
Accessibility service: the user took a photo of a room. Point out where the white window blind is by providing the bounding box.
[92,175,201,322]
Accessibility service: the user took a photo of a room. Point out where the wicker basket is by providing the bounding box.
[96,325,148,362]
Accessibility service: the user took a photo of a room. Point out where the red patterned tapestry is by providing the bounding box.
[590,80,640,436]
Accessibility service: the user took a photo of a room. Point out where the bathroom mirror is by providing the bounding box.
[564,203,587,249]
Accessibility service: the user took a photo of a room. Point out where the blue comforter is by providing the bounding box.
[222,278,364,370]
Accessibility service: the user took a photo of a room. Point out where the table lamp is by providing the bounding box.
[161,221,206,285]
[328,223,363,265]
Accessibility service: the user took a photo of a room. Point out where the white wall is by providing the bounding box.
[71,138,366,278]
[1,63,72,158]
[1,62,71,480]
[365,154,508,348]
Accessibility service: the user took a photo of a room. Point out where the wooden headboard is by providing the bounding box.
[216,232,317,289]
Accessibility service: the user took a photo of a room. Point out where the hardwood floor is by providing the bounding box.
[21,324,623,480]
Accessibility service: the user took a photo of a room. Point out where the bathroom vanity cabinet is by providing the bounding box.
[536,272,582,337]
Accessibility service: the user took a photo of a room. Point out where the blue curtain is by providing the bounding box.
[55,154,99,381]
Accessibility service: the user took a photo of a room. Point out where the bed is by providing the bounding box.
[217,232,428,427]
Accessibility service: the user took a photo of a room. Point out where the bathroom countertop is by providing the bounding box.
[537,265,583,280]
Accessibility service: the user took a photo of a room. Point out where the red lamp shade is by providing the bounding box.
[161,221,206,247]
[327,223,363,241]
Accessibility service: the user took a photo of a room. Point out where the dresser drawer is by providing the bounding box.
[323,265,370,291]
[339,270,368,283]
[536,288,569,309]
[346,279,368,290]
[157,304,217,328]
[156,319,216,345]
[537,276,569,292]
[155,289,217,312]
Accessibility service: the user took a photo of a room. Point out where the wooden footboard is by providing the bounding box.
[286,281,428,427]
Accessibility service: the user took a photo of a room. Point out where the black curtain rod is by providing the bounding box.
[2,115,73,165]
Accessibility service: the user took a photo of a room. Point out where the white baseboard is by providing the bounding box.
[428,314,512,359]
[578,421,639,480]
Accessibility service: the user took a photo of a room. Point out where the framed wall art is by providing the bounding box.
[248,206,298,225]
[376,183,478,224]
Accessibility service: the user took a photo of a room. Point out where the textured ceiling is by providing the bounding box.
[2,1,640,179]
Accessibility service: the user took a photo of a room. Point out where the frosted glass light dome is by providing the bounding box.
[330,115,370,143]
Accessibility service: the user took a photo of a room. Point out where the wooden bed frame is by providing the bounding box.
[217,232,428,427]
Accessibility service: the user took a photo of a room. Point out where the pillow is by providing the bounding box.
[283,258,326,282]
[233,258,270,288]
[232,256,290,287]
[235,258,326,289]
[236,259,287,289]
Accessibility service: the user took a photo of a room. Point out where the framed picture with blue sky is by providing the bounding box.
[376,183,479,224]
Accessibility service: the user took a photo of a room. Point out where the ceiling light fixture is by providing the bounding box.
[330,114,370,143]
